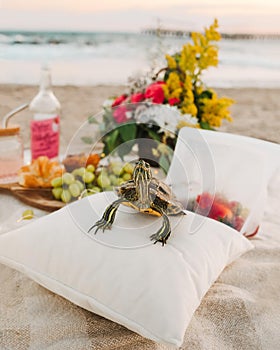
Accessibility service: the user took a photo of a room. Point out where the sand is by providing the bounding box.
[1,84,280,153]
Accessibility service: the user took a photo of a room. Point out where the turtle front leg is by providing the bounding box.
[150,211,171,246]
[88,198,125,234]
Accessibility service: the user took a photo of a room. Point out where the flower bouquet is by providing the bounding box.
[90,19,234,168]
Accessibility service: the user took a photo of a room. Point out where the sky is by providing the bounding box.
[0,0,280,34]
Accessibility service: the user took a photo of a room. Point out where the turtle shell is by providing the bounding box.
[115,177,183,216]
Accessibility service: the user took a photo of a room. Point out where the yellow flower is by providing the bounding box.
[198,46,219,70]
[167,72,181,90]
[199,92,234,128]
[171,88,183,99]
[179,44,198,76]
[181,103,198,116]
[165,54,177,69]
[163,72,182,100]
[178,19,221,77]
[177,120,200,129]
[205,19,221,42]
[162,19,234,128]
[183,75,193,93]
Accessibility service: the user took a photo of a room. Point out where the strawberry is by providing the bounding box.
[196,192,214,209]
[232,215,245,231]
[229,200,242,215]
[209,201,233,221]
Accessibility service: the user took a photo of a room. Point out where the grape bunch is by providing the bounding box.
[51,161,135,203]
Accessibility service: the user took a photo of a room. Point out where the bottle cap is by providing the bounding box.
[0,125,20,136]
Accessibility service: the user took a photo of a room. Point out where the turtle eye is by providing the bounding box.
[143,160,150,169]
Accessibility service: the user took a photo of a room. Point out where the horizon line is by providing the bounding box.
[0,28,280,37]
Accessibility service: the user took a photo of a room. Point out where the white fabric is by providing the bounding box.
[0,191,252,347]
[167,127,272,236]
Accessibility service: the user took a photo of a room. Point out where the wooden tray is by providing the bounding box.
[0,182,64,212]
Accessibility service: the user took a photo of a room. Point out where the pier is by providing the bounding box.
[142,28,280,40]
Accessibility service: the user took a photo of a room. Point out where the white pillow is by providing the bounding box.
[0,192,253,347]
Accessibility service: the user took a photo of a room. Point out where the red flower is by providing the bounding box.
[145,82,165,104]
[113,105,128,123]
[130,92,145,103]
[168,97,180,106]
[112,94,127,108]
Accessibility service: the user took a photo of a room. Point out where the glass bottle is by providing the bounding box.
[0,125,23,183]
[29,66,61,160]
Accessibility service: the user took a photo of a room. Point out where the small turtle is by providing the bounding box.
[88,159,185,245]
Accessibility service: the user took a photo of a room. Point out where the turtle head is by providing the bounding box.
[133,159,152,185]
[133,160,152,206]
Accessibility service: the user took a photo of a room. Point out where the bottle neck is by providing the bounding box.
[39,68,52,93]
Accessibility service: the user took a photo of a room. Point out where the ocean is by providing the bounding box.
[0,30,279,87]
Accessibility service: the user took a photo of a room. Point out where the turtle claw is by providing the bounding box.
[88,219,112,235]
[88,198,124,236]
[150,232,171,246]
[150,213,171,246]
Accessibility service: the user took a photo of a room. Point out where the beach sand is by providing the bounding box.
[1,84,280,153]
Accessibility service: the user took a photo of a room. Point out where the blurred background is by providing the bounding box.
[0,0,280,148]
[0,0,280,87]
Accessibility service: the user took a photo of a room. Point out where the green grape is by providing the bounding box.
[117,178,126,185]
[86,183,94,189]
[91,186,101,193]
[62,172,75,185]
[97,174,111,188]
[99,168,108,176]
[109,174,118,186]
[110,161,123,168]
[83,171,95,184]
[112,165,123,176]
[75,180,85,191]
[79,190,91,198]
[22,209,34,220]
[61,189,72,203]
[69,183,81,197]
[51,176,63,188]
[52,187,63,200]
[122,173,132,181]
[86,164,95,173]
[123,163,134,174]
[104,186,114,191]
[80,187,100,198]
[72,167,86,178]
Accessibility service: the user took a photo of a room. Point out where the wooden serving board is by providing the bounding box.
[0,182,64,212]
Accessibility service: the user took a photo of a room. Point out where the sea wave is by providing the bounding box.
[0,31,279,87]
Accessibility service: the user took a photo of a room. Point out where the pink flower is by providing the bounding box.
[113,105,128,123]
[145,82,165,104]
[112,94,127,108]
[168,97,180,106]
[130,92,145,103]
